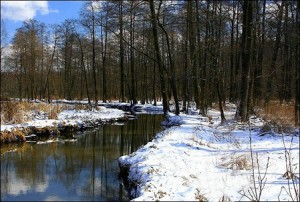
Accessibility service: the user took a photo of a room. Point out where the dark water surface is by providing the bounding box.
[1,114,164,201]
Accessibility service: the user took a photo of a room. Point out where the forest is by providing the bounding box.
[1,0,299,124]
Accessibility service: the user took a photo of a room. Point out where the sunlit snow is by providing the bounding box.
[119,104,299,201]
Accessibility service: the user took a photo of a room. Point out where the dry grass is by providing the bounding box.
[0,101,67,124]
[154,190,167,200]
[255,100,296,127]
[195,188,208,202]
[220,154,252,171]
[0,129,26,143]
[219,195,232,202]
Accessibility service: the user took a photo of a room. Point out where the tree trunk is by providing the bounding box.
[187,1,200,111]
[43,34,57,103]
[282,1,292,102]
[157,18,180,115]
[130,2,137,105]
[296,0,300,127]
[265,3,283,105]
[183,34,188,114]
[229,2,236,103]
[119,1,125,102]
[195,0,207,115]
[149,0,169,114]
[238,1,253,122]
[101,15,108,103]
[78,36,91,105]
[254,0,266,103]
[91,6,98,106]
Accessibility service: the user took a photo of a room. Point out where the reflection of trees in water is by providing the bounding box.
[13,143,48,184]
[1,142,28,155]
[1,143,52,197]
[1,115,164,200]
[74,114,164,200]
[52,142,86,190]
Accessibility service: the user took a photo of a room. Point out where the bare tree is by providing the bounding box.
[119,1,126,102]
[296,0,300,127]
[157,0,180,115]
[238,1,254,122]
[148,0,169,114]
[265,2,284,105]
[80,2,99,105]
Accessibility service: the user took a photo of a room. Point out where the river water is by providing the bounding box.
[1,114,164,201]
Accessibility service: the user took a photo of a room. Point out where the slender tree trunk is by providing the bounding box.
[238,0,253,122]
[211,2,226,123]
[282,2,292,102]
[201,0,211,113]
[195,0,207,115]
[152,62,157,106]
[149,0,169,114]
[183,37,188,113]
[229,2,236,102]
[78,36,91,105]
[265,3,283,105]
[92,7,98,105]
[217,3,226,123]
[43,35,57,103]
[39,28,44,100]
[233,2,241,103]
[101,16,108,103]
[119,1,125,102]
[254,0,266,103]
[130,2,137,105]
[248,0,259,115]
[157,20,180,115]
[296,0,300,127]
[187,1,200,111]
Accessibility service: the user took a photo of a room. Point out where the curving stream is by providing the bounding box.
[1,114,164,201]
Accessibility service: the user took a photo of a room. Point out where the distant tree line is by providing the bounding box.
[1,0,299,123]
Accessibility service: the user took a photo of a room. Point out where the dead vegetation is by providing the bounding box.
[154,190,167,200]
[194,188,208,201]
[219,195,232,202]
[255,100,296,128]
[1,101,64,124]
[0,100,93,124]
[0,126,61,143]
[220,154,252,171]
[0,129,26,143]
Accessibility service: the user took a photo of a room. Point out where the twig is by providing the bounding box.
[242,120,270,201]
[281,134,299,201]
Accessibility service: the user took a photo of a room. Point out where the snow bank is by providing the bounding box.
[119,107,299,201]
[1,106,125,132]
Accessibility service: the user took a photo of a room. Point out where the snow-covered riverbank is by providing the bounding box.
[1,106,126,132]
[0,100,164,143]
[119,105,299,201]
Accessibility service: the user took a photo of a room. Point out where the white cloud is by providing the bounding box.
[1,1,58,22]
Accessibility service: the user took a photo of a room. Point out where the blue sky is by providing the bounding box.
[1,1,85,44]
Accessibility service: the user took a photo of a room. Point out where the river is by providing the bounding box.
[1,114,164,201]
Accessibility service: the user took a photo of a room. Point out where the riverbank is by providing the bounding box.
[119,104,299,201]
[0,99,165,143]
[0,100,127,143]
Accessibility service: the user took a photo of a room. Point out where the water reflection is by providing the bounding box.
[1,114,164,201]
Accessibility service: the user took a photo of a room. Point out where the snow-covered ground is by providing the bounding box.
[119,105,299,201]
[1,106,125,132]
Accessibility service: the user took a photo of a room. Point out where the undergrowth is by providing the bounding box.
[0,100,89,124]
[255,100,296,128]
